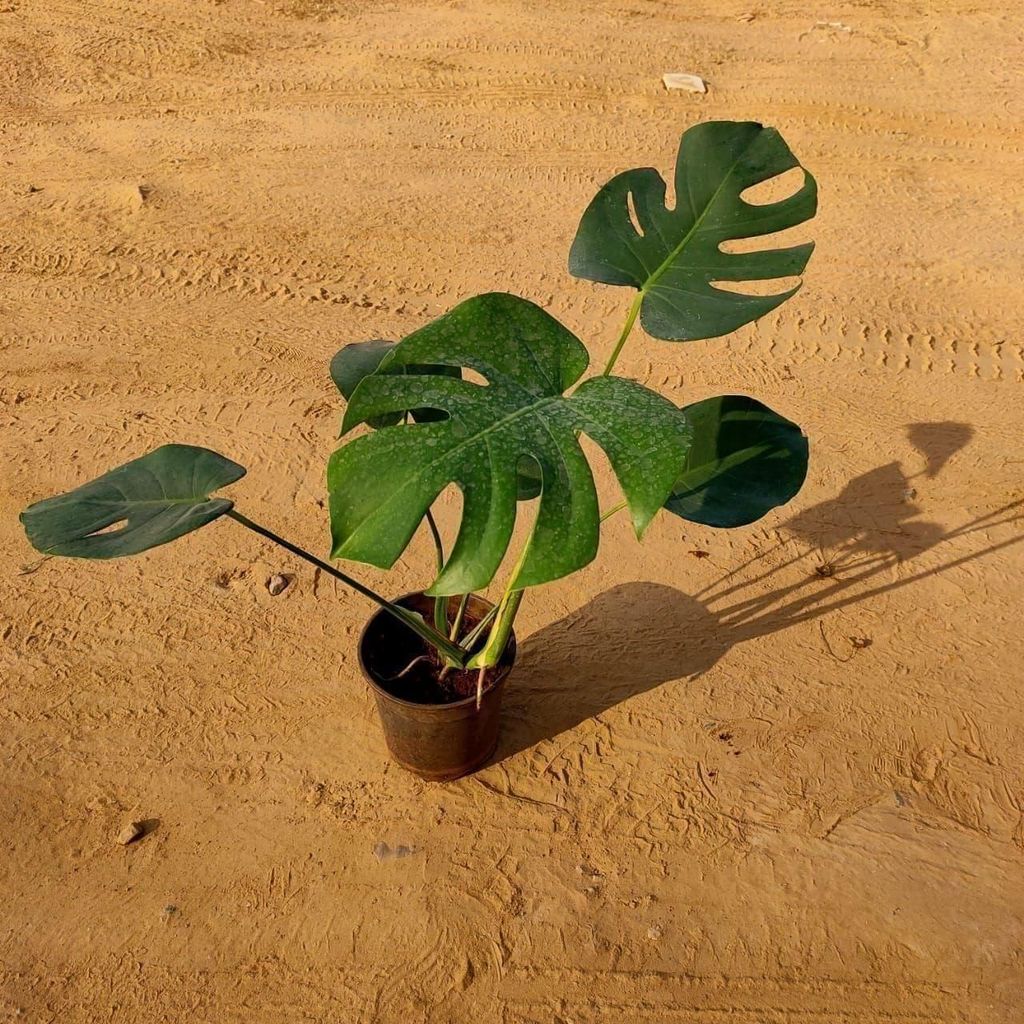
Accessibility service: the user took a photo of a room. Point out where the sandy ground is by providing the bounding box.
[2,1,1023,1021]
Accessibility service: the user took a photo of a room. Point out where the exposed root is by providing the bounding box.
[818,621,853,662]
[383,654,432,682]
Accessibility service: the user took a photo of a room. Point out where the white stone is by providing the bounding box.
[115,821,143,846]
[662,73,707,94]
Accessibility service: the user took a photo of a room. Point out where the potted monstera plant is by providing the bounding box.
[20,121,816,780]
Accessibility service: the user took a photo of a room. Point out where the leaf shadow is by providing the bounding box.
[492,422,1020,766]
[908,421,975,479]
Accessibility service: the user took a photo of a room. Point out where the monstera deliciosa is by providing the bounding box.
[18,118,820,698]
[328,292,692,596]
[569,120,817,342]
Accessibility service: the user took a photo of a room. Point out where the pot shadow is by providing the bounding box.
[493,421,1021,765]
[496,583,727,763]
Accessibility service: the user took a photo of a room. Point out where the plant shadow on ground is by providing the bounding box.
[493,421,1023,765]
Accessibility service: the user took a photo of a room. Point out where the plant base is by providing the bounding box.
[358,593,517,781]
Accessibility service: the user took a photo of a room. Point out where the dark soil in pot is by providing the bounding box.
[364,614,501,705]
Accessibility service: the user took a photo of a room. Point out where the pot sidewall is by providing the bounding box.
[357,593,516,780]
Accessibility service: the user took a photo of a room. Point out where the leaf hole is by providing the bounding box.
[739,166,807,206]
[718,223,813,254]
[515,453,543,502]
[626,190,644,238]
[576,434,619,511]
[709,276,802,296]
[434,481,463,514]
[90,519,128,536]
[462,368,489,387]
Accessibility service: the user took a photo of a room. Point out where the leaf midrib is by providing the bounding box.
[672,442,776,495]
[64,495,218,510]
[639,149,748,297]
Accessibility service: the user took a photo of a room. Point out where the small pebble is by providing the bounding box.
[115,821,144,846]
[373,842,417,861]
[266,573,292,596]
[814,19,852,33]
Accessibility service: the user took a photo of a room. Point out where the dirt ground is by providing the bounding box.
[2,1,1023,1021]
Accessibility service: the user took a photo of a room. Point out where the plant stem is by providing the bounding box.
[425,509,445,572]
[468,585,524,708]
[468,539,531,670]
[470,587,523,670]
[449,592,470,642]
[601,290,643,376]
[424,509,449,635]
[600,500,628,522]
[411,403,452,639]
[458,601,500,652]
[226,508,468,666]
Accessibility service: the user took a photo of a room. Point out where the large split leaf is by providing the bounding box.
[330,339,541,499]
[20,444,246,558]
[664,395,807,527]
[569,120,817,341]
[328,292,692,595]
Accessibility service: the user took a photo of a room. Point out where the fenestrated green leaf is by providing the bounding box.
[20,444,246,558]
[331,339,540,499]
[330,339,459,427]
[664,395,807,527]
[569,121,817,341]
[328,292,692,596]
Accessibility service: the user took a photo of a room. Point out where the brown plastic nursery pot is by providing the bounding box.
[358,592,517,781]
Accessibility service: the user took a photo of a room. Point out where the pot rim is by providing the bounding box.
[357,591,517,712]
